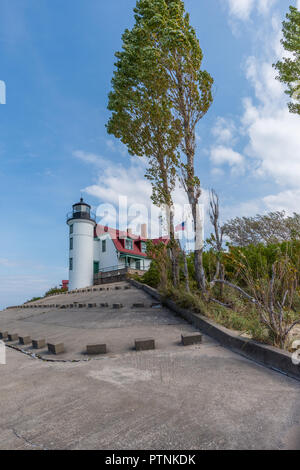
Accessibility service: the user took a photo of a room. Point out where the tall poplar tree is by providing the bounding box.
[274,5,300,115]
[107,0,213,291]
[107,19,182,286]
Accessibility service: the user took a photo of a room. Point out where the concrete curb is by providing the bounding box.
[129,279,300,382]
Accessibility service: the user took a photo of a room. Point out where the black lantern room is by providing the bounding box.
[67,198,96,222]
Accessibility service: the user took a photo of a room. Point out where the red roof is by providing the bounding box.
[95,225,169,257]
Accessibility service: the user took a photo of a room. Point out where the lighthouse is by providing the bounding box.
[67,198,96,291]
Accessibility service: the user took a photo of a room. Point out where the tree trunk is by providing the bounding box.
[169,207,179,288]
[190,196,206,292]
[182,250,190,293]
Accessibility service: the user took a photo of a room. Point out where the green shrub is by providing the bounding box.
[45,286,66,296]
[139,261,160,288]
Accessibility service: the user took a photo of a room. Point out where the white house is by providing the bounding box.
[67,198,168,290]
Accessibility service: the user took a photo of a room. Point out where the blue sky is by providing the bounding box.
[0,0,299,309]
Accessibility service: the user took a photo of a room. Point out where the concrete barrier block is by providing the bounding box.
[132,303,145,308]
[0,331,8,340]
[32,339,46,349]
[100,303,109,308]
[86,344,107,355]
[48,343,64,355]
[181,334,202,346]
[19,336,31,345]
[113,304,123,309]
[88,303,97,308]
[135,338,155,351]
[115,286,121,290]
[124,286,131,290]
[8,333,19,341]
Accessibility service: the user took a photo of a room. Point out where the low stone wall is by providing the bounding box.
[94,268,145,285]
[130,279,300,382]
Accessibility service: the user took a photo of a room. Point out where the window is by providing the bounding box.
[125,239,133,250]
[70,238,73,250]
[102,239,106,252]
[93,261,99,274]
[70,224,73,235]
[69,258,73,271]
[74,204,89,213]
[141,241,147,253]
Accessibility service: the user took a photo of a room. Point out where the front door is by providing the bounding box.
[93,261,99,274]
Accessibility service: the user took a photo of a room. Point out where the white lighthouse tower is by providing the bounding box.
[67,198,96,291]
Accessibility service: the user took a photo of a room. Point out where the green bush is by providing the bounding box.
[45,286,66,296]
[139,261,161,288]
[25,296,42,303]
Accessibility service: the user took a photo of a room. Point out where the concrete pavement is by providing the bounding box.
[0,281,300,450]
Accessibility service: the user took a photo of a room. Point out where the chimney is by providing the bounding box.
[141,223,147,239]
[127,228,132,237]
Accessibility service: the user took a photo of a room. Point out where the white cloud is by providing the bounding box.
[239,23,300,187]
[217,5,300,221]
[263,189,300,214]
[77,151,197,238]
[211,117,237,144]
[221,188,300,225]
[83,157,152,207]
[210,145,245,174]
[227,0,255,20]
[221,197,266,224]
[256,0,277,15]
[73,150,106,166]
[243,104,300,186]
[211,167,225,178]
[225,0,277,20]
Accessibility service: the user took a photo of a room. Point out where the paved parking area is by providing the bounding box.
[0,282,300,450]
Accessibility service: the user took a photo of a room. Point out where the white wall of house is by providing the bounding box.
[94,233,152,272]
[97,233,119,270]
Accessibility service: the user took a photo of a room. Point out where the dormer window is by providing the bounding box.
[125,239,133,250]
[141,241,147,253]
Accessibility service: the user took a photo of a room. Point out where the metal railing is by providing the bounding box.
[97,264,148,273]
[66,211,96,222]
[98,264,126,273]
